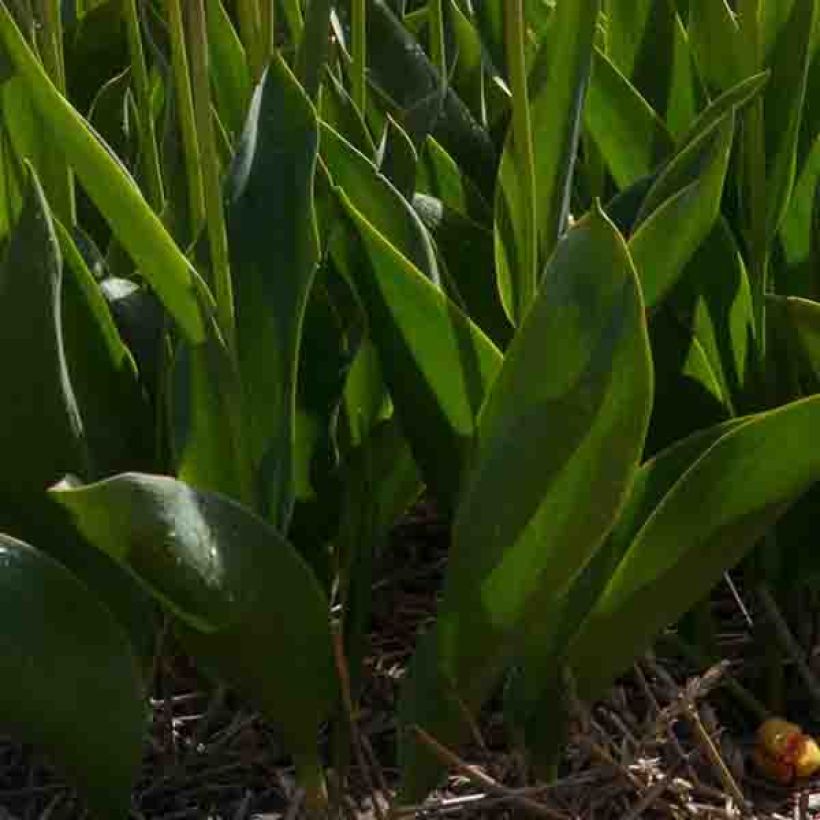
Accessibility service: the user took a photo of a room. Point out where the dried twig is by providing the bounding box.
[408,725,569,820]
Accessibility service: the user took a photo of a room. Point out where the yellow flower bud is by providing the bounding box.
[754,718,820,783]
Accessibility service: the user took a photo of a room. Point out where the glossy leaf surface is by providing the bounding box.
[52,472,336,760]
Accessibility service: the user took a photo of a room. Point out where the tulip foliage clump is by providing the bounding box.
[0,0,819,814]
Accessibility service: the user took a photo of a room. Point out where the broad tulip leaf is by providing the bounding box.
[400,206,653,797]
[0,169,87,501]
[0,172,158,657]
[629,114,734,309]
[226,54,320,527]
[0,534,144,819]
[495,0,598,323]
[51,472,336,764]
[0,4,210,342]
[508,417,749,762]
[583,49,674,190]
[568,394,820,699]
[320,122,438,283]
[336,189,502,510]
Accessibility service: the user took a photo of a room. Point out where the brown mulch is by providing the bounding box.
[3,501,820,819]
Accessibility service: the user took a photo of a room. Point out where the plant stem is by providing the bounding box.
[187,0,236,353]
[259,0,274,66]
[503,0,537,323]
[166,0,206,237]
[124,0,165,213]
[351,0,366,114]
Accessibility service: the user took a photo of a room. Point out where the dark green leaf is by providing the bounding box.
[0,168,87,499]
[583,48,674,189]
[206,0,252,142]
[226,54,320,526]
[0,534,144,819]
[336,188,502,510]
[321,120,439,282]
[364,0,497,195]
[629,114,734,308]
[568,395,820,699]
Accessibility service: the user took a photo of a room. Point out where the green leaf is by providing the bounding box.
[688,0,744,94]
[321,121,439,282]
[780,134,820,276]
[0,4,210,342]
[645,309,729,454]
[363,0,497,195]
[446,0,485,122]
[762,0,819,239]
[319,69,377,160]
[171,332,248,501]
[51,472,336,763]
[400,206,653,797]
[583,48,674,189]
[413,192,513,347]
[668,219,757,412]
[378,114,418,199]
[0,534,144,819]
[604,0,699,138]
[416,136,491,225]
[0,72,73,224]
[495,0,599,323]
[676,70,769,152]
[337,418,421,695]
[226,54,320,527]
[568,394,820,700]
[767,294,820,395]
[629,113,734,308]
[57,220,152,475]
[508,417,749,762]
[0,168,87,500]
[336,188,502,510]
[206,0,252,142]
